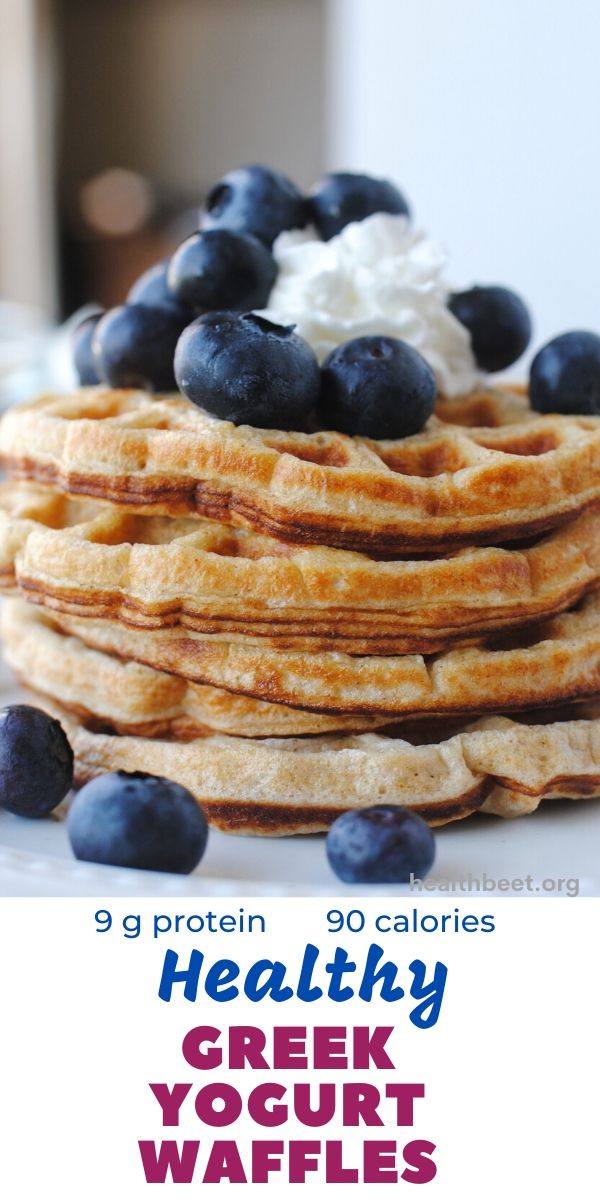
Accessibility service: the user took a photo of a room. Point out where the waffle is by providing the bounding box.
[1,482,600,654]
[5,576,600,835]
[36,590,600,717]
[0,601,390,738]
[27,689,600,834]
[2,387,600,552]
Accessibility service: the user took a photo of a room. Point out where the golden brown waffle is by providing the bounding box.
[27,689,600,834]
[2,387,600,552]
[38,591,600,717]
[0,601,391,738]
[1,481,600,654]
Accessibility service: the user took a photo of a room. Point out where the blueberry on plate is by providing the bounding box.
[0,704,73,818]
[67,770,208,874]
[448,285,532,372]
[309,171,410,241]
[318,335,436,439]
[72,313,104,385]
[93,304,187,391]
[168,229,277,313]
[127,260,190,320]
[326,805,436,884]
[530,330,600,415]
[175,311,321,429]
[201,164,307,248]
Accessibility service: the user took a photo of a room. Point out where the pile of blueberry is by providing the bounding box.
[0,703,435,882]
[73,162,600,441]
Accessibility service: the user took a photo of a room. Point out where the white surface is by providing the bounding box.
[327,0,600,361]
[0,668,597,897]
[0,797,598,897]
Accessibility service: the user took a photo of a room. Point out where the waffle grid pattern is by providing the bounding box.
[1,387,600,550]
[2,386,600,830]
[1,481,600,654]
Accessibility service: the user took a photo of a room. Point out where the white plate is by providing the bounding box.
[0,666,597,897]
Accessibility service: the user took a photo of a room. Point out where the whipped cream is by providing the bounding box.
[258,213,480,397]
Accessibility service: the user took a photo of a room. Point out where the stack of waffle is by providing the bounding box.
[1,384,600,833]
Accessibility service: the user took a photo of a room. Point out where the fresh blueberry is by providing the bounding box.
[127,260,190,320]
[168,229,277,313]
[326,804,436,884]
[201,164,307,248]
[175,311,321,429]
[318,335,436,438]
[448,285,532,373]
[67,770,208,874]
[72,313,104,385]
[529,330,600,415]
[309,172,410,241]
[0,705,73,818]
[93,304,187,391]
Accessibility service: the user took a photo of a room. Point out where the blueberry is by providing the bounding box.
[0,705,73,818]
[175,311,320,429]
[168,229,277,313]
[127,260,190,320]
[201,164,307,248]
[326,805,436,884]
[93,304,188,391]
[448,285,532,373]
[67,770,208,874]
[309,172,410,241]
[529,331,600,415]
[318,335,436,438]
[72,313,104,385]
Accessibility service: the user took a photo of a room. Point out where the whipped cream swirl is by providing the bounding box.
[258,213,480,397]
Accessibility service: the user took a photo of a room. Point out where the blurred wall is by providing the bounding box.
[327,0,600,357]
[57,0,326,199]
[6,0,599,340]
[0,0,57,314]
[1,0,327,318]
[55,0,326,313]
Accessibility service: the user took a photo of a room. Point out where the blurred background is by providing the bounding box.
[1,0,600,394]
